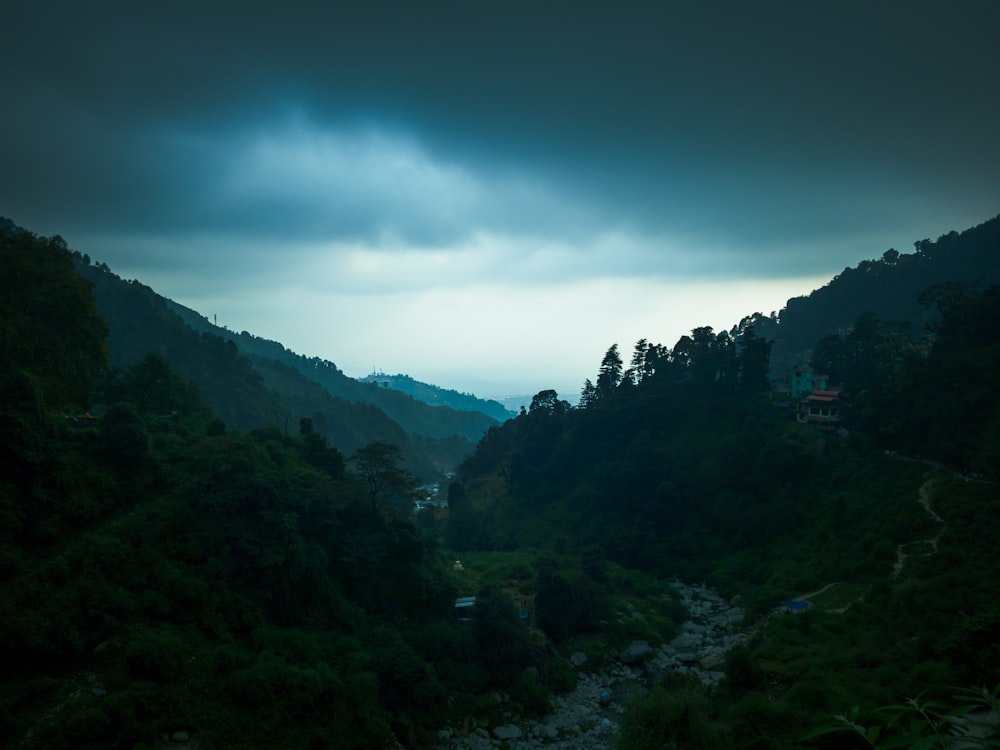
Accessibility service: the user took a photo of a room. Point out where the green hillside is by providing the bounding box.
[2,217,998,750]
[752,213,1000,375]
[72,259,490,478]
[359,371,514,423]
[166,302,501,444]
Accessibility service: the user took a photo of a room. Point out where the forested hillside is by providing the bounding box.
[166,301,501,443]
[358,371,514,423]
[446,278,1000,747]
[750,213,1000,374]
[0,224,562,748]
[67,256,494,478]
[3,217,998,750]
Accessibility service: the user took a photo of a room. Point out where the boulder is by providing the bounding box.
[493,724,522,740]
[534,722,559,739]
[621,639,654,664]
[570,651,588,667]
[700,653,723,670]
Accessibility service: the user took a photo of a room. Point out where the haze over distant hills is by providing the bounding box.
[358,371,515,422]
[4,211,999,462]
[7,211,1000,408]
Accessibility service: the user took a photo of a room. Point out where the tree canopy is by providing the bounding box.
[0,228,107,407]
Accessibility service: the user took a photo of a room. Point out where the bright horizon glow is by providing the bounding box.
[146,271,829,401]
[3,3,997,403]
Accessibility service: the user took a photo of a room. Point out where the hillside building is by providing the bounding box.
[797,389,843,430]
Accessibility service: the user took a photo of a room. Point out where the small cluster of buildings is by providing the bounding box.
[773,368,844,432]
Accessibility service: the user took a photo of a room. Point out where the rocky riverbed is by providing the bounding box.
[435,582,747,750]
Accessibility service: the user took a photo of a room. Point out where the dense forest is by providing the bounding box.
[1,216,999,749]
[68,257,498,483]
[750,215,1000,375]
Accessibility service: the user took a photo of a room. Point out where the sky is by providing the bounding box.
[3,2,999,400]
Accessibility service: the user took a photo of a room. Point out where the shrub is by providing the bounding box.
[510,668,551,716]
[724,645,763,693]
[617,686,730,750]
[124,627,187,683]
[473,583,534,687]
[100,402,148,473]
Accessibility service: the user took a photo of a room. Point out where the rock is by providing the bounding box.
[433,580,757,749]
[700,653,723,670]
[621,639,653,664]
[535,723,558,739]
[493,724,522,740]
[171,730,190,742]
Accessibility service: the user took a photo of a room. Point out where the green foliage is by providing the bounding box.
[473,583,536,688]
[0,327,471,747]
[4,215,1000,748]
[300,429,346,479]
[350,440,418,516]
[617,685,731,750]
[100,402,148,473]
[802,684,1000,749]
[723,645,764,693]
[0,228,108,407]
[510,667,551,715]
[446,480,482,551]
[124,626,190,683]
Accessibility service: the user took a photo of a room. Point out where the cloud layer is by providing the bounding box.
[2,1,999,396]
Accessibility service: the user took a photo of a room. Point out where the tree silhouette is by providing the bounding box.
[596,344,623,398]
[0,229,108,407]
[349,441,417,516]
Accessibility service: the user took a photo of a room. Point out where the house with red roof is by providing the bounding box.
[797,389,843,430]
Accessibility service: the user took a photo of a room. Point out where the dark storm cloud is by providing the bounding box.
[2,0,999,277]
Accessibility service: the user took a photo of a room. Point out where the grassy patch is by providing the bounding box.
[805,583,868,612]
[447,550,543,599]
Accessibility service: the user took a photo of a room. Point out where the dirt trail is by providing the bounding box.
[790,477,947,612]
[893,478,946,579]
[794,581,839,602]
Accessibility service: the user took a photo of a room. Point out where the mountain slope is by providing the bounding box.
[359,371,514,422]
[751,213,1000,374]
[70,259,449,476]
[165,301,500,442]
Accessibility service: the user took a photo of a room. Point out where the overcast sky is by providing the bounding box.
[3,2,999,399]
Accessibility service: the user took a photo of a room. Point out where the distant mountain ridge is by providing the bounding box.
[358,371,514,422]
[164,301,500,443]
[55,253,498,476]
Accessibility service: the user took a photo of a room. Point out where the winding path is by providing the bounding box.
[893,478,945,579]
